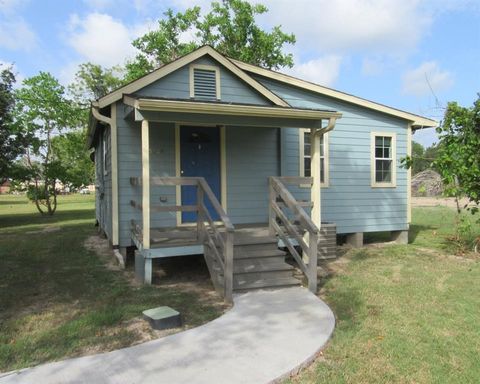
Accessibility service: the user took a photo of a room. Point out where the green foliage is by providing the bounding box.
[51,129,94,189]
[125,0,295,82]
[69,62,125,102]
[401,141,440,175]
[434,95,480,217]
[0,65,30,182]
[13,72,84,215]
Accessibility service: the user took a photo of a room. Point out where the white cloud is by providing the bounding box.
[284,55,342,87]
[0,18,36,51]
[66,13,148,67]
[258,0,431,57]
[402,61,454,96]
[0,0,28,15]
[0,0,36,51]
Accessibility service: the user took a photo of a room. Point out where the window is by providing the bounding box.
[371,132,396,187]
[189,64,220,100]
[299,129,329,186]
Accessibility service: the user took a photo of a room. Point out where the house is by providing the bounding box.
[87,46,437,302]
[0,180,11,194]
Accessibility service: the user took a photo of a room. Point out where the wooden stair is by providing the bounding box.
[206,231,301,293]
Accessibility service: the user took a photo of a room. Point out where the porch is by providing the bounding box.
[123,96,341,302]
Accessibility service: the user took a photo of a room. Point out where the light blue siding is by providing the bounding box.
[226,126,279,223]
[257,76,409,234]
[116,102,178,247]
[102,59,414,248]
[96,125,112,240]
[137,56,272,106]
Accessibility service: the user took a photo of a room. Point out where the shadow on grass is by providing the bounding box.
[409,224,437,243]
[0,200,29,206]
[0,208,95,229]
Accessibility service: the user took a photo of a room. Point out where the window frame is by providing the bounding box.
[371,131,396,188]
[189,64,221,100]
[299,128,329,187]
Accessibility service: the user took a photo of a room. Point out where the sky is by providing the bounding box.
[1,0,479,147]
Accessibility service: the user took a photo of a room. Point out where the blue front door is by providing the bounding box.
[180,126,221,222]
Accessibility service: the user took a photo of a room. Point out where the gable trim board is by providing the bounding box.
[230,59,438,129]
[95,46,288,110]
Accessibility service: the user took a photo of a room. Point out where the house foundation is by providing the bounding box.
[346,232,363,248]
[391,230,409,244]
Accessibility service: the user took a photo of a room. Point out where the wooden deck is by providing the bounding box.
[148,224,272,250]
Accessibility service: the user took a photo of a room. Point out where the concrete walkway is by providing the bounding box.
[0,287,335,384]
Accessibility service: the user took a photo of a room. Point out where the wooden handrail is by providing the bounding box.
[130,175,234,303]
[268,176,319,294]
[270,177,318,234]
[198,178,234,232]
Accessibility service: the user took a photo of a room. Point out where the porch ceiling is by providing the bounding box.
[123,95,342,129]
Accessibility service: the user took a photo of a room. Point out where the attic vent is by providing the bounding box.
[192,67,219,100]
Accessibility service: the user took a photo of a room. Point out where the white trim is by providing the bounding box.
[110,103,119,246]
[231,58,438,129]
[124,96,341,120]
[96,46,288,109]
[189,64,221,99]
[371,132,397,188]
[175,123,227,226]
[310,128,321,228]
[299,128,329,187]
[141,119,150,248]
[407,123,412,223]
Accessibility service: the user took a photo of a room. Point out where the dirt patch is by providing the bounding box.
[83,235,123,272]
[412,196,474,209]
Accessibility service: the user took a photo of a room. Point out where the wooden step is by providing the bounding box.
[234,269,297,285]
[233,276,301,291]
[233,249,287,260]
[233,260,294,274]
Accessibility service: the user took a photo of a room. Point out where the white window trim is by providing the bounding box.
[371,131,396,188]
[189,64,221,100]
[299,128,329,187]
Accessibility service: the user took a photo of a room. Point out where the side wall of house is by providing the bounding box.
[256,76,409,234]
[94,125,112,240]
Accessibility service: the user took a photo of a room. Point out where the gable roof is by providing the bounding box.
[94,45,289,109]
[230,59,438,129]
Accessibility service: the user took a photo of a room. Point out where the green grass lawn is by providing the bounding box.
[0,194,226,373]
[290,206,480,384]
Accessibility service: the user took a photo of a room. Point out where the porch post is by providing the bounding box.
[141,119,151,283]
[310,126,321,228]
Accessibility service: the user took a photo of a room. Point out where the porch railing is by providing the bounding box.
[268,176,318,293]
[129,176,234,302]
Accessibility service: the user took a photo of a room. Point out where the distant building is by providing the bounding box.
[0,180,11,194]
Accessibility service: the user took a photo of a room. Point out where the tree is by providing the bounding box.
[14,72,83,215]
[51,129,94,190]
[0,65,30,182]
[69,62,124,103]
[125,0,295,81]
[411,141,426,175]
[434,95,480,216]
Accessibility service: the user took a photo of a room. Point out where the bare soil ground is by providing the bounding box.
[412,196,473,208]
